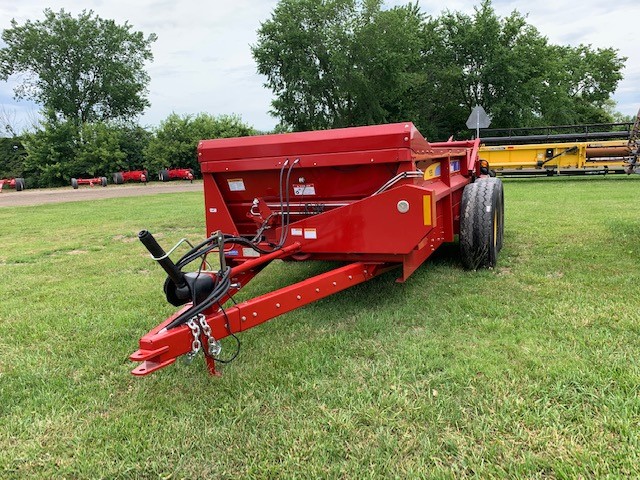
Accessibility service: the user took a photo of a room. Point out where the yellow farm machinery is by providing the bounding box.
[479,109,640,176]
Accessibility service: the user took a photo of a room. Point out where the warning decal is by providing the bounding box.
[227,178,246,191]
[293,184,316,196]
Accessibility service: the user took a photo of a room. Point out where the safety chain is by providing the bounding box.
[198,314,222,357]
[183,314,222,364]
[184,317,202,363]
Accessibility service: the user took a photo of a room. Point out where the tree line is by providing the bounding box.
[0,9,255,186]
[0,1,628,187]
[0,113,255,187]
[253,0,626,139]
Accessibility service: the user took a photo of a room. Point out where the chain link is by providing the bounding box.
[198,314,222,357]
[184,318,202,363]
[183,314,222,364]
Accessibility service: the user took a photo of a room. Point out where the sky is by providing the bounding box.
[0,0,638,134]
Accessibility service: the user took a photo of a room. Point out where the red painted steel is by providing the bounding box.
[131,261,394,376]
[131,122,481,375]
[168,168,194,181]
[0,178,16,192]
[72,177,107,188]
[119,170,148,183]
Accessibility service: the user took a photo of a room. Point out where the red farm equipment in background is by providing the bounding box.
[159,168,194,182]
[113,170,148,184]
[71,176,108,189]
[0,177,26,192]
[131,122,504,376]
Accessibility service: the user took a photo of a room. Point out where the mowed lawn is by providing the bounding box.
[1,176,639,478]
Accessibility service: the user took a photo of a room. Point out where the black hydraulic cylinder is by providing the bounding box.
[138,230,187,288]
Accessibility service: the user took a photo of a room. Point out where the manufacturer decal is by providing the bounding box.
[423,163,441,180]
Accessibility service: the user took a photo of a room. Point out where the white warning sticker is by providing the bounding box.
[228,178,246,191]
[304,228,317,239]
[242,247,260,258]
[291,228,303,236]
[293,184,316,196]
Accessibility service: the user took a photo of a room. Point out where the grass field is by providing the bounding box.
[1,176,639,478]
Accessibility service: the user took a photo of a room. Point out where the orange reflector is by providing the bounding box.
[423,194,432,226]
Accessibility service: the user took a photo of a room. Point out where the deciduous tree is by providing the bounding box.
[253,0,626,139]
[143,113,255,175]
[252,0,425,131]
[0,9,157,125]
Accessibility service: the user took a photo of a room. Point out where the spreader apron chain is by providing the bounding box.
[184,314,222,364]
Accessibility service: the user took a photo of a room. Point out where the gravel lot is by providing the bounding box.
[0,181,202,207]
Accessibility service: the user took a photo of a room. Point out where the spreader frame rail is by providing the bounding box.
[131,260,395,375]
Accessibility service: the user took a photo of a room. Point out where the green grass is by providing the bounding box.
[1,176,639,478]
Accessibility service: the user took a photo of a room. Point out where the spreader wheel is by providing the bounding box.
[101,176,108,187]
[114,172,124,184]
[15,178,25,191]
[71,178,78,189]
[459,177,504,269]
[159,169,169,182]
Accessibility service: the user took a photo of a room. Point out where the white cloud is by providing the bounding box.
[0,0,638,134]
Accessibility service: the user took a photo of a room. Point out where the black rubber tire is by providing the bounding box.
[101,176,108,187]
[459,177,504,269]
[15,178,25,191]
[159,169,169,182]
[71,178,78,189]
[113,172,124,184]
[485,177,505,253]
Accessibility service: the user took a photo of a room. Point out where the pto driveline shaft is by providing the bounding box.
[138,230,187,288]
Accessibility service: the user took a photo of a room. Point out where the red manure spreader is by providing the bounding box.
[71,176,108,188]
[113,170,148,184]
[158,168,194,182]
[131,122,504,376]
[0,177,26,192]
